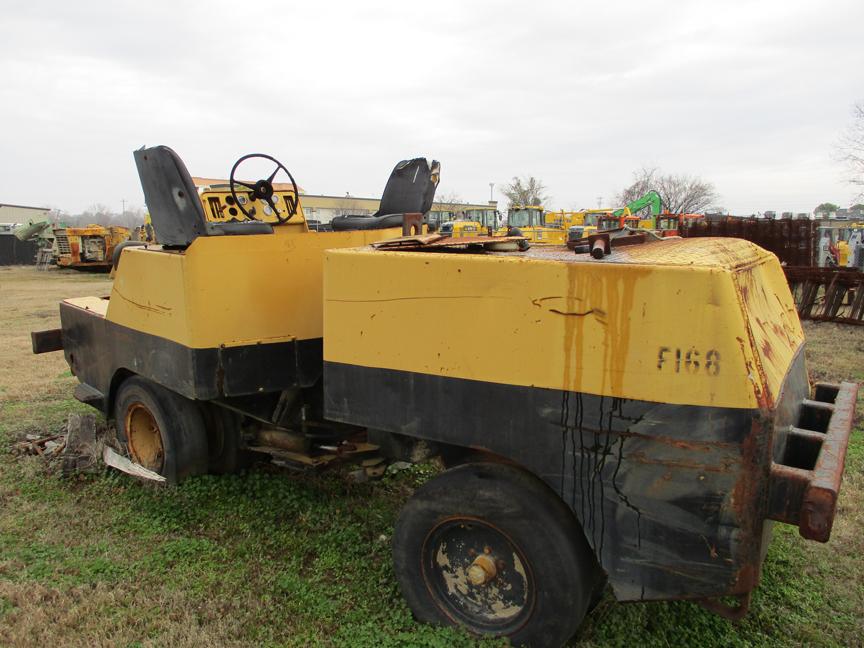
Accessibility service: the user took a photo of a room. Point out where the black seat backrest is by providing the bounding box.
[375,158,440,216]
[134,145,272,248]
[329,158,440,232]
[134,146,209,248]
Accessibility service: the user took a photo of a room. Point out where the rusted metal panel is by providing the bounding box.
[801,382,857,541]
[401,212,424,236]
[31,328,63,354]
[767,381,858,542]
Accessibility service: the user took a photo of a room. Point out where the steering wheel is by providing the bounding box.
[229,153,299,223]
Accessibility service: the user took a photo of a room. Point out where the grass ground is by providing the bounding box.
[0,265,861,647]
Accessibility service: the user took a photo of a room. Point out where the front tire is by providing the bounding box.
[114,376,208,484]
[393,462,600,647]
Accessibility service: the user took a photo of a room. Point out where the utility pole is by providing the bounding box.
[596,196,602,209]
[121,199,127,218]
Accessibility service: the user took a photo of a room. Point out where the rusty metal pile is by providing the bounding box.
[12,432,67,458]
[784,266,864,325]
[680,216,817,266]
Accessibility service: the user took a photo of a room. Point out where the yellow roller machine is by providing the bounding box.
[33,146,857,648]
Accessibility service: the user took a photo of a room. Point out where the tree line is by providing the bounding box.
[48,204,147,230]
[496,168,721,215]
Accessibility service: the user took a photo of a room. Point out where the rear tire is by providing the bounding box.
[114,376,208,484]
[200,403,254,474]
[393,462,600,647]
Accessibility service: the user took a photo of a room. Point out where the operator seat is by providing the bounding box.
[330,158,440,231]
[133,145,273,249]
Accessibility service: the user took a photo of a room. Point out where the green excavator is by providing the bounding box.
[612,189,664,221]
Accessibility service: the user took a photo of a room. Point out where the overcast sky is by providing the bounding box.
[2,0,862,216]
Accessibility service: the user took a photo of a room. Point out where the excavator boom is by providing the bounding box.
[613,190,663,218]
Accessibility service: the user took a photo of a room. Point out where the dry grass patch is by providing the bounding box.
[0,266,110,404]
[0,580,247,648]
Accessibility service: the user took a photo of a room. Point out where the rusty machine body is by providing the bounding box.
[32,147,857,647]
[53,224,131,271]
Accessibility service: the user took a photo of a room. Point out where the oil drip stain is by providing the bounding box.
[559,389,569,497]
[612,434,642,549]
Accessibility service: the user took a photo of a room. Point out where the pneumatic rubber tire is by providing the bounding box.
[114,376,208,484]
[200,403,254,474]
[393,462,600,648]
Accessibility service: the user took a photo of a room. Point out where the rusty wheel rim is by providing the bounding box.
[421,516,535,635]
[125,402,164,472]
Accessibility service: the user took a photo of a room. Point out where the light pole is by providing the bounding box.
[489,183,495,202]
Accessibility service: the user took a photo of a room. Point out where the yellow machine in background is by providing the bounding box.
[439,207,500,237]
[136,213,156,243]
[497,205,566,245]
[547,209,618,229]
[53,224,131,271]
[544,210,584,228]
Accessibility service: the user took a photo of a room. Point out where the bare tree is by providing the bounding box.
[79,203,116,225]
[837,101,864,198]
[434,190,465,214]
[115,206,147,229]
[62,203,148,229]
[501,176,548,208]
[616,167,718,214]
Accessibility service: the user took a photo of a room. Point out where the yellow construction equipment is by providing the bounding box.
[496,205,566,244]
[544,210,585,228]
[53,224,131,271]
[136,213,156,243]
[33,146,857,647]
[438,207,499,237]
[547,209,614,229]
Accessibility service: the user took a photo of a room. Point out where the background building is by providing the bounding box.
[0,203,50,223]
[0,203,51,265]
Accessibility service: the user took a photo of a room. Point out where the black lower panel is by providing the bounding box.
[324,361,769,602]
[59,301,323,412]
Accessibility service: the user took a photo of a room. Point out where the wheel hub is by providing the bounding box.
[125,402,164,471]
[423,518,534,634]
[466,551,498,586]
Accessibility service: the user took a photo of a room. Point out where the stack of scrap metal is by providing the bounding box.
[784,267,864,325]
[681,216,816,266]
[12,433,66,457]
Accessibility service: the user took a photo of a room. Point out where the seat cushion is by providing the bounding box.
[330,213,405,231]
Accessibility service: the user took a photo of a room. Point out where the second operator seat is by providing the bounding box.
[330,158,440,231]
